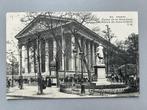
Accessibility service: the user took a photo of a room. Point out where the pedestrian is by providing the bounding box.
[7,78,10,88]
[18,77,21,88]
[42,78,46,89]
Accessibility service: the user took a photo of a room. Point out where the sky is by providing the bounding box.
[88,12,138,42]
[6,12,138,60]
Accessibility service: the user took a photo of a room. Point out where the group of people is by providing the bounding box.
[63,75,89,84]
[6,76,53,90]
[109,74,123,83]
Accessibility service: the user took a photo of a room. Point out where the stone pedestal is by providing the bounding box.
[93,64,111,85]
[94,64,105,79]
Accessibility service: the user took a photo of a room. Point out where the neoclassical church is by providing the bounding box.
[15,15,119,81]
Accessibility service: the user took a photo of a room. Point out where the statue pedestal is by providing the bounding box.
[93,64,111,85]
[94,64,106,79]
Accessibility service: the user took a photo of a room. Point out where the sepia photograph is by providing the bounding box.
[6,12,139,99]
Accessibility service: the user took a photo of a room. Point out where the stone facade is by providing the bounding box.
[15,15,118,80]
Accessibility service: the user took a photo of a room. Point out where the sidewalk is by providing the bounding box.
[7,85,81,99]
[6,85,139,99]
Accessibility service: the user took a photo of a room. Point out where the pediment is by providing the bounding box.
[15,15,71,39]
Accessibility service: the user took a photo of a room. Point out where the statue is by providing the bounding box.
[94,44,106,83]
[96,44,104,65]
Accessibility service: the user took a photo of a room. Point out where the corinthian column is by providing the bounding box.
[90,41,93,70]
[53,39,57,61]
[92,43,95,66]
[77,37,81,72]
[83,38,86,72]
[71,35,75,71]
[33,42,37,74]
[61,34,65,71]
[45,40,49,73]
[30,46,34,73]
[24,46,28,74]
[27,44,30,73]
[19,44,22,76]
[88,41,91,69]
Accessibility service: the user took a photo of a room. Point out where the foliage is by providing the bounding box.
[125,33,139,64]
[6,55,19,75]
[107,33,138,76]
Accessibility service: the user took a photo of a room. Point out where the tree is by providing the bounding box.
[103,25,116,43]
[6,54,19,75]
[102,25,116,75]
[6,52,19,87]
[6,40,19,76]
[125,33,138,64]
[125,33,139,78]
[115,33,139,78]
[115,33,139,65]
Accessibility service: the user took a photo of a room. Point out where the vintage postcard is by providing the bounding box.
[6,12,139,99]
